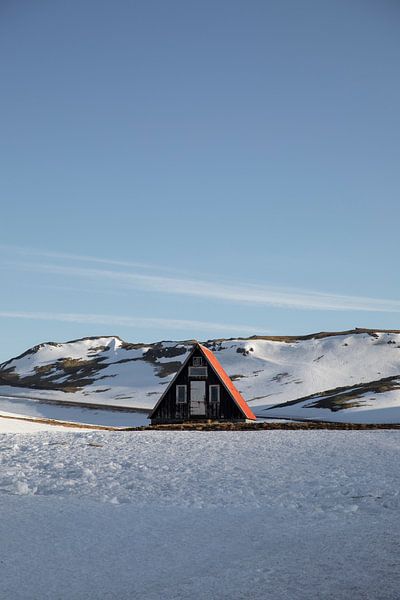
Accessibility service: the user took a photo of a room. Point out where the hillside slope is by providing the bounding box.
[2,329,400,422]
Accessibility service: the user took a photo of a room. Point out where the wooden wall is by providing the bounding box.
[151,348,245,424]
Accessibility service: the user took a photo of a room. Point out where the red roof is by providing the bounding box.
[199,344,256,421]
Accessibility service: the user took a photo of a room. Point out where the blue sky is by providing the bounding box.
[1,0,400,361]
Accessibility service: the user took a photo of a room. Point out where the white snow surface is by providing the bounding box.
[0,430,399,599]
[3,330,400,422]
[0,415,70,433]
[266,388,400,423]
[0,396,148,427]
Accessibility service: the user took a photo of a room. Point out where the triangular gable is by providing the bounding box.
[149,342,256,421]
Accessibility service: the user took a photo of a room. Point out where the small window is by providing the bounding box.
[193,356,203,367]
[188,366,208,378]
[176,385,187,404]
[209,385,220,403]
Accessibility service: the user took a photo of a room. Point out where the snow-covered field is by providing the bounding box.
[3,329,400,423]
[0,415,70,433]
[1,430,400,599]
[0,396,148,428]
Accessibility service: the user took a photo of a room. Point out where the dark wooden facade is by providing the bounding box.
[149,343,256,425]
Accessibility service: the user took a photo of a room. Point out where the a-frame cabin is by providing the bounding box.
[149,343,256,425]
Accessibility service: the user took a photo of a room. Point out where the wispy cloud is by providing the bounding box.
[7,259,400,313]
[2,245,400,313]
[0,244,181,273]
[0,311,258,333]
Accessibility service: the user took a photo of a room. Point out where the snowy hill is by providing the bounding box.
[2,329,400,422]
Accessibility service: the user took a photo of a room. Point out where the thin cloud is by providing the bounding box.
[0,244,181,273]
[9,260,400,313]
[0,311,259,333]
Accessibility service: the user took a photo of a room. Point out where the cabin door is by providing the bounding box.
[190,381,206,416]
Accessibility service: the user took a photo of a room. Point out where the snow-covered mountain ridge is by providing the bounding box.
[2,328,400,422]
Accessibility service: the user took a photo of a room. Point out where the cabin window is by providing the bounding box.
[193,356,203,367]
[188,366,208,378]
[209,385,220,403]
[176,385,187,404]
